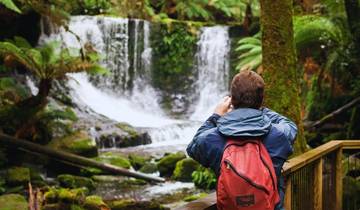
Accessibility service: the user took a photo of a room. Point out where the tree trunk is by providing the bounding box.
[0,133,165,182]
[344,0,360,52]
[259,0,307,154]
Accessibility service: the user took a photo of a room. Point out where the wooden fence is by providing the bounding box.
[175,140,360,210]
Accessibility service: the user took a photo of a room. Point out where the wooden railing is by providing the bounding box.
[175,140,360,210]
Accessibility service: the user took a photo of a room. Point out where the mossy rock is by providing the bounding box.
[42,204,85,210]
[173,158,200,181]
[48,131,98,158]
[116,123,138,137]
[57,174,95,190]
[0,194,27,210]
[183,193,208,202]
[108,199,169,210]
[58,188,87,203]
[128,154,151,170]
[139,163,158,174]
[6,167,30,185]
[82,152,131,175]
[157,152,186,177]
[44,187,88,204]
[84,195,110,210]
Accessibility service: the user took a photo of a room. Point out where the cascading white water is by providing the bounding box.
[190,26,231,121]
[39,16,231,149]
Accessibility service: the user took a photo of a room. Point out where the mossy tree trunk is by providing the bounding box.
[259,0,307,154]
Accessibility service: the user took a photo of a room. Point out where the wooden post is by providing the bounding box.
[313,158,323,210]
[284,175,292,210]
[335,148,343,210]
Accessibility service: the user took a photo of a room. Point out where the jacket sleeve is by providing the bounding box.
[187,113,221,168]
[263,108,298,145]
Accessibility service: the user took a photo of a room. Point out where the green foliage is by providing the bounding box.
[235,15,346,71]
[148,0,259,22]
[191,167,216,190]
[0,0,21,13]
[0,37,107,81]
[152,23,197,96]
[235,33,262,70]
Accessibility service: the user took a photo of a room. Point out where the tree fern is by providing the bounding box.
[235,15,346,71]
[0,0,21,13]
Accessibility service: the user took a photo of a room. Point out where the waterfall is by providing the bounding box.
[190,26,231,121]
[39,16,231,150]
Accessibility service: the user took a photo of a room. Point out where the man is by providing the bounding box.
[187,70,297,210]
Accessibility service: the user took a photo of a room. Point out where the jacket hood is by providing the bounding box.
[217,108,271,137]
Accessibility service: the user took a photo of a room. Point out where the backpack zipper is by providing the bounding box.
[224,159,270,195]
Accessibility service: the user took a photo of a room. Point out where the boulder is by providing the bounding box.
[173,158,200,182]
[139,163,158,174]
[0,194,28,210]
[57,174,95,190]
[6,167,30,185]
[48,131,98,158]
[107,199,169,210]
[128,154,151,170]
[98,132,151,148]
[84,195,110,210]
[157,152,186,177]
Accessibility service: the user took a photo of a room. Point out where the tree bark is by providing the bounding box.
[259,0,307,154]
[0,133,165,182]
[344,0,360,52]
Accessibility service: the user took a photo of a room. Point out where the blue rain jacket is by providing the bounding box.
[187,108,297,210]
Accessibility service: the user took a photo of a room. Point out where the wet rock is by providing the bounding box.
[139,163,158,174]
[84,195,110,210]
[128,153,151,170]
[157,152,186,177]
[0,194,27,210]
[57,174,95,190]
[48,131,98,158]
[172,158,200,182]
[98,131,151,148]
[107,199,169,210]
[6,166,30,185]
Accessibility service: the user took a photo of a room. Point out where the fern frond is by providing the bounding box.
[0,0,21,13]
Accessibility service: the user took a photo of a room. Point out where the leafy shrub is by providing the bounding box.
[191,167,216,190]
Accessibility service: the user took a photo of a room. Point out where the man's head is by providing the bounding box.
[230,70,265,109]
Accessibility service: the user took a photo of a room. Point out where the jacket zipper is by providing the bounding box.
[224,159,270,195]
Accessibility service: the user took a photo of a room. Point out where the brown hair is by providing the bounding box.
[230,70,265,109]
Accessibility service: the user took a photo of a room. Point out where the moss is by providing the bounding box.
[157,152,186,177]
[57,174,95,190]
[82,152,131,175]
[183,193,208,202]
[84,195,109,210]
[58,188,87,203]
[151,21,199,114]
[173,158,200,181]
[108,199,169,210]
[44,188,59,204]
[128,154,150,170]
[0,194,28,210]
[6,167,30,185]
[48,131,98,158]
[139,163,158,174]
[116,122,138,137]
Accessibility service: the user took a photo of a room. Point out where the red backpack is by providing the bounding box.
[217,139,280,210]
